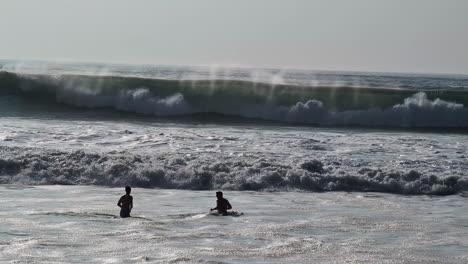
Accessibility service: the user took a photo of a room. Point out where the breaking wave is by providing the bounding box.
[1,71,468,128]
[0,146,466,195]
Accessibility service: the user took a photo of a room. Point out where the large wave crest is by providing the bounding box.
[1,71,468,128]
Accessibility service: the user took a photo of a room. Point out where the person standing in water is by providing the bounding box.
[117,186,133,218]
[210,191,232,215]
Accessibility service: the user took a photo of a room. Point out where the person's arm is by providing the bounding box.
[227,200,232,210]
[129,196,133,212]
[117,197,122,208]
[210,200,219,211]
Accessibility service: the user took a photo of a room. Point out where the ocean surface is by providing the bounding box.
[0,60,467,263]
[1,186,467,263]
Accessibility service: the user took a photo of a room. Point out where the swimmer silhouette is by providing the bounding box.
[117,186,133,218]
[210,191,232,215]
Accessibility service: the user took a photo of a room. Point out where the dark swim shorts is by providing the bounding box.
[120,209,131,218]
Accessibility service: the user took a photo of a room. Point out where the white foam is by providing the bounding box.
[280,92,468,127]
[0,145,466,195]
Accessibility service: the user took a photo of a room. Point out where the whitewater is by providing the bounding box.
[0,61,467,263]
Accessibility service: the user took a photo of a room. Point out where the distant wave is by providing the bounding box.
[0,146,466,195]
[1,71,468,128]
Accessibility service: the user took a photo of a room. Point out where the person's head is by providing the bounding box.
[216,191,223,199]
[125,186,131,195]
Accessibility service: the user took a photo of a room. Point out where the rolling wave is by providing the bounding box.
[1,71,468,128]
[0,146,466,195]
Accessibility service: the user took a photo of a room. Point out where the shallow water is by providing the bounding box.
[0,185,467,263]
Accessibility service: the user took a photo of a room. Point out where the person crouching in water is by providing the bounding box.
[210,191,232,215]
[117,186,133,218]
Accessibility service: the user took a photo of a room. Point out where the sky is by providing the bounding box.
[1,0,467,74]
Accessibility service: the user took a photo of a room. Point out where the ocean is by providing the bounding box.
[0,60,467,263]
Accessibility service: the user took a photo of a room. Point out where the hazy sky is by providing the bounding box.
[1,0,467,74]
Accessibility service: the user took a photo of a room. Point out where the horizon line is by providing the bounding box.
[1,58,467,78]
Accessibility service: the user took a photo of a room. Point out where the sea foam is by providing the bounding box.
[0,146,466,195]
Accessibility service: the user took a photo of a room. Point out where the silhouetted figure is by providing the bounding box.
[117,186,133,218]
[210,191,232,215]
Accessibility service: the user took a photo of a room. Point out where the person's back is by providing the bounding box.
[117,186,133,218]
[210,191,232,215]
